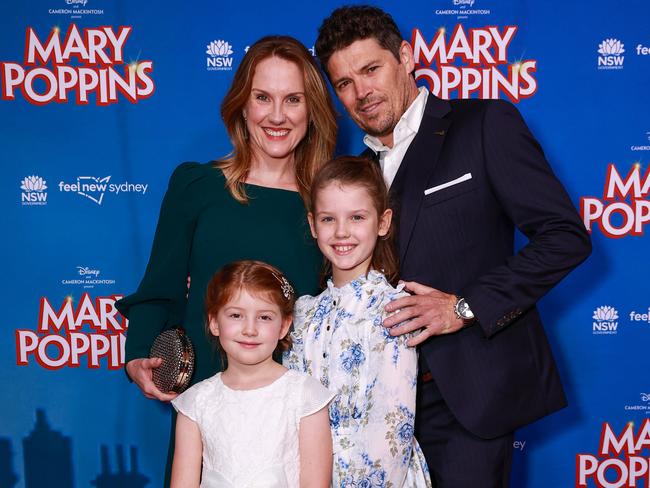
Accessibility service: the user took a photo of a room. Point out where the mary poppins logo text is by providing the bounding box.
[15,293,127,370]
[577,419,650,487]
[0,24,154,105]
[412,24,537,102]
[582,164,650,237]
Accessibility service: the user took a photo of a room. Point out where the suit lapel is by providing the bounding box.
[393,95,451,263]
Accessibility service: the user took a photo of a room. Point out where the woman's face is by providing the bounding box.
[243,56,309,167]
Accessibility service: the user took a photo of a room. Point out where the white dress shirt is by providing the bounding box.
[363,86,429,188]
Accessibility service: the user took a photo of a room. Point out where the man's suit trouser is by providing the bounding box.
[415,373,514,488]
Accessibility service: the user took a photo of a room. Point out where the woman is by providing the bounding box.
[116,35,336,483]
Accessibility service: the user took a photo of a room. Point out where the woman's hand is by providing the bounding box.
[126,357,179,402]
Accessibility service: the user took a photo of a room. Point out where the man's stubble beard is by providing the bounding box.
[360,110,397,139]
[355,87,413,139]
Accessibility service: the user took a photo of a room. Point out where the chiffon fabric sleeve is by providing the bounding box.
[116,162,203,364]
[283,295,313,376]
[299,374,335,418]
[170,381,202,423]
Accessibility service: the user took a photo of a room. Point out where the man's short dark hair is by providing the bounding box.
[315,5,403,73]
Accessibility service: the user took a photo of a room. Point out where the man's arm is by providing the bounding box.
[385,100,591,342]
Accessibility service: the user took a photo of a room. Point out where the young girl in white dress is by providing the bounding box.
[171,260,334,488]
[284,157,432,487]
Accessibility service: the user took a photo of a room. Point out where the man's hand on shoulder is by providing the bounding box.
[384,281,465,346]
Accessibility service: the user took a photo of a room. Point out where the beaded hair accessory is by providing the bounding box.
[272,273,294,300]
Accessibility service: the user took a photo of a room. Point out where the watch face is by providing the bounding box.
[457,298,474,320]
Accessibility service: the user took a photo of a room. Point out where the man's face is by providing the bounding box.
[326,38,418,147]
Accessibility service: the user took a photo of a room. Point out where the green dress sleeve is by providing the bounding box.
[116,162,204,363]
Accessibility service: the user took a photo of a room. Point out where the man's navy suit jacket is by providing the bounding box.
[368,94,591,439]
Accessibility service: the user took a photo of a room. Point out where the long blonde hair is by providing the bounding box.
[218,36,337,203]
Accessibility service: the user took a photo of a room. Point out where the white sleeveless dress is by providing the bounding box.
[172,369,334,487]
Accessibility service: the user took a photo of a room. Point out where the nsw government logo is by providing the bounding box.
[206,40,233,71]
[597,38,625,70]
[592,306,619,335]
[20,175,48,206]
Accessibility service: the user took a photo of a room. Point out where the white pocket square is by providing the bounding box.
[424,172,472,196]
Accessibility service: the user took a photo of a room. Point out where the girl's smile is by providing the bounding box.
[210,290,291,368]
[309,182,392,287]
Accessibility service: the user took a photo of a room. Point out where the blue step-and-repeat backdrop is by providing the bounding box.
[2,1,649,487]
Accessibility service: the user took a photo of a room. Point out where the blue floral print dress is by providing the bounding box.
[284,270,431,487]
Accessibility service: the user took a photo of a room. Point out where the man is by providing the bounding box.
[315,6,591,487]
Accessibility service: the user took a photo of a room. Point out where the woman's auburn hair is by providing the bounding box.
[217,35,337,204]
[308,156,399,289]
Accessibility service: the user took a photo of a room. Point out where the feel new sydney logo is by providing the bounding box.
[58,175,148,205]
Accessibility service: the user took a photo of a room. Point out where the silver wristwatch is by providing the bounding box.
[454,296,475,325]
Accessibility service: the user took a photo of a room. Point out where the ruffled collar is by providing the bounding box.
[325,270,402,298]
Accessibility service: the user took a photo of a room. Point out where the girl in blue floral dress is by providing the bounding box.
[284,157,431,487]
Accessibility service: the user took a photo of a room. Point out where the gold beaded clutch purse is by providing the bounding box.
[149,328,195,393]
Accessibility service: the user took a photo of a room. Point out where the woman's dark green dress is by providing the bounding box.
[116,162,321,483]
